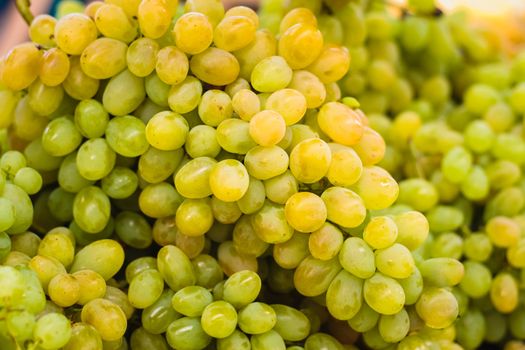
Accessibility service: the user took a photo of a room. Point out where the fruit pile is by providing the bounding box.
[0,0,523,349]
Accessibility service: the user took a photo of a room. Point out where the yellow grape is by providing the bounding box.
[279,8,317,34]
[48,273,80,307]
[138,0,172,39]
[288,70,326,108]
[327,143,362,187]
[81,298,127,341]
[12,97,49,141]
[168,76,203,114]
[284,192,327,233]
[54,13,98,55]
[27,79,64,116]
[173,12,214,55]
[318,102,364,146]
[306,44,350,83]
[145,111,189,151]
[127,38,159,78]
[184,0,225,27]
[29,14,57,48]
[324,82,342,102]
[72,269,107,305]
[363,216,398,250]
[190,47,240,86]
[278,23,323,69]
[105,0,142,17]
[321,186,366,228]
[351,166,399,210]
[225,6,259,27]
[94,4,137,43]
[352,127,386,165]
[39,48,70,86]
[244,145,289,180]
[84,1,104,19]
[1,43,42,91]
[214,15,257,52]
[249,110,286,146]
[225,77,251,97]
[156,46,189,85]
[0,89,18,129]
[63,57,100,100]
[80,38,127,79]
[265,88,307,126]
[232,89,260,121]
[289,138,331,184]
[234,29,277,80]
[209,159,250,202]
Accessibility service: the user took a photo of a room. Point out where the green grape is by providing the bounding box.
[251,330,286,350]
[294,255,341,297]
[190,47,240,86]
[375,243,415,279]
[81,298,127,341]
[326,270,363,320]
[13,167,42,195]
[157,245,196,292]
[63,56,100,100]
[0,198,15,232]
[128,269,164,309]
[171,286,212,318]
[223,270,261,308]
[425,206,463,233]
[114,211,152,248]
[339,237,375,279]
[0,232,11,261]
[419,257,464,287]
[217,329,251,350]
[38,228,75,267]
[138,146,183,184]
[73,186,111,234]
[174,198,213,237]
[127,37,159,77]
[140,289,178,335]
[104,285,135,320]
[216,118,257,154]
[103,69,145,116]
[139,182,183,218]
[34,313,72,349]
[74,99,109,139]
[64,322,103,350]
[166,317,211,350]
[168,76,203,114]
[145,111,188,151]
[483,310,506,344]
[145,73,170,107]
[441,146,473,184]
[273,231,309,269]
[201,300,238,339]
[0,266,25,307]
[430,232,463,259]
[41,117,82,157]
[348,302,379,333]
[485,160,521,189]
[70,239,124,280]
[304,333,344,350]
[232,215,268,257]
[192,254,224,289]
[27,79,64,116]
[1,184,33,234]
[364,272,405,315]
[251,200,294,244]
[416,287,459,330]
[272,304,311,342]
[459,260,492,298]
[236,302,276,335]
[378,308,410,343]
[309,222,343,261]
[251,56,293,93]
[263,170,297,205]
[105,115,148,157]
[76,138,116,181]
[0,150,26,177]
[130,327,169,350]
[245,145,289,180]
[5,310,35,344]
[455,309,485,349]
[100,167,138,200]
[396,179,438,212]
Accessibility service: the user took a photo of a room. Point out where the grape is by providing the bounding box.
[271,304,311,341]
[70,239,124,280]
[251,56,293,93]
[157,245,196,292]
[34,313,72,349]
[363,272,405,315]
[81,298,127,341]
[64,322,103,350]
[1,43,42,91]
[27,79,64,116]
[48,273,80,307]
[190,48,240,86]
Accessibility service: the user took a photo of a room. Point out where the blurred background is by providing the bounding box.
[1,0,525,56]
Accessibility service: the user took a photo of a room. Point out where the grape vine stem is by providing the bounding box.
[15,0,34,25]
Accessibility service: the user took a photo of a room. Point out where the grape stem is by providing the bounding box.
[15,0,34,25]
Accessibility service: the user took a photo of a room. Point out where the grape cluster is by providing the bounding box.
[7,0,525,348]
[267,0,525,348]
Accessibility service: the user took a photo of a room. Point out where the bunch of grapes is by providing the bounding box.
[258,0,525,348]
